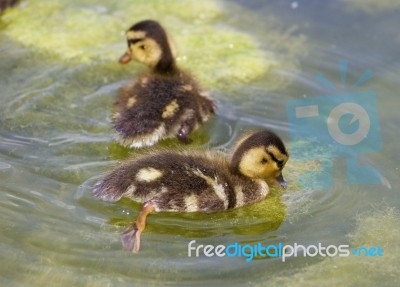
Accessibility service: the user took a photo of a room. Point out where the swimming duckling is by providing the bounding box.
[114,19,215,147]
[93,130,289,252]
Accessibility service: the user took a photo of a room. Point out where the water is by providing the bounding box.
[1,1,399,286]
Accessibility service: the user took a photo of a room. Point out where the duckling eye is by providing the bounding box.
[277,160,284,168]
[139,45,145,50]
[260,158,268,164]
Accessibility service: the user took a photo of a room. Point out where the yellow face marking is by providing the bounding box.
[267,145,289,164]
[136,168,163,182]
[185,194,199,212]
[129,37,162,68]
[238,146,281,180]
[162,99,179,119]
[126,97,137,108]
[126,30,146,40]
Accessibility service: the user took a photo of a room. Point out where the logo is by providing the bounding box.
[287,61,383,190]
[187,240,383,262]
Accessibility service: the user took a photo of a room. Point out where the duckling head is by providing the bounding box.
[230,130,289,188]
[119,20,177,74]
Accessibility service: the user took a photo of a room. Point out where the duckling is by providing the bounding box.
[114,20,215,147]
[93,130,289,252]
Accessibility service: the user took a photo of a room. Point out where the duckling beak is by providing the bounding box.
[119,51,132,64]
[276,173,287,189]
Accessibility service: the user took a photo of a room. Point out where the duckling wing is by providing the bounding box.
[113,75,214,147]
[93,152,237,212]
[114,78,187,136]
[114,102,164,136]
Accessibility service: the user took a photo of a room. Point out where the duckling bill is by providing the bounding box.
[93,130,289,252]
[114,20,215,148]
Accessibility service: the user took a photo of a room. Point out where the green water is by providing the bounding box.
[1,1,399,286]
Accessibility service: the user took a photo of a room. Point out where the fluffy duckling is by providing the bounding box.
[93,130,289,252]
[114,20,215,147]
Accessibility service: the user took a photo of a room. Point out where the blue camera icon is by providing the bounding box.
[287,61,383,189]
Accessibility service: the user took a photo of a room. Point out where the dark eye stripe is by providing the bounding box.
[266,151,284,169]
[127,38,143,45]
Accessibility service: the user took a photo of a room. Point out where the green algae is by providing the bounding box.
[0,1,399,287]
[0,0,308,144]
[2,0,306,90]
[264,207,400,287]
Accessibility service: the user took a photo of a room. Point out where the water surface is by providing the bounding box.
[0,1,399,286]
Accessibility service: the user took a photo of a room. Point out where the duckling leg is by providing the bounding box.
[177,122,193,144]
[120,202,155,253]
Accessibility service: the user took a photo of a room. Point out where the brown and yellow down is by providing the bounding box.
[93,130,289,252]
[114,19,215,148]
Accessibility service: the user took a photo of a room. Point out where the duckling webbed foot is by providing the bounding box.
[121,223,139,251]
[120,202,155,253]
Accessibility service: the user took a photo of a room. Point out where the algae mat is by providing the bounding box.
[2,0,306,89]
